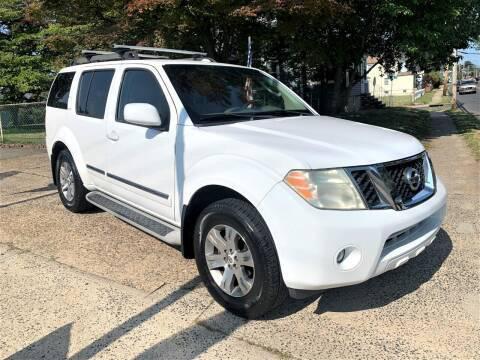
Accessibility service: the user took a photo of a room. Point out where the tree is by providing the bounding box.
[0,0,91,103]
[0,0,53,103]
[3,0,480,112]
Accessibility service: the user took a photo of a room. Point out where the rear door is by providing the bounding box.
[70,67,116,188]
[104,64,177,221]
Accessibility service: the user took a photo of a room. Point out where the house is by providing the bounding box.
[366,56,424,102]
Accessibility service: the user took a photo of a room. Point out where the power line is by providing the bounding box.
[458,51,480,55]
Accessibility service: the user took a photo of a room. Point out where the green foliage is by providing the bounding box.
[424,71,442,88]
[1,0,479,108]
[339,108,431,141]
[0,0,50,102]
[449,111,480,159]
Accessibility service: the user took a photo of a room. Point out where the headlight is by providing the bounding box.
[284,169,366,210]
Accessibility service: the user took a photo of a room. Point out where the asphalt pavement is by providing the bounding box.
[458,82,480,115]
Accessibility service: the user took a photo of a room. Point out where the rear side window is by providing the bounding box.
[117,69,170,125]
[47,72,75,109]
[76,70,114,119]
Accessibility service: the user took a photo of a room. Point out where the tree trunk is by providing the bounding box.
[301,62,308,99]
[332,66,344,113]
[442,65,449,96]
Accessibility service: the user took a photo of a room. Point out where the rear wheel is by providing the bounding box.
[194,198,287,318]
[55,150,92,213]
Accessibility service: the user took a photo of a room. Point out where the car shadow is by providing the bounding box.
[265,228,452,319]
[12,183,57,194]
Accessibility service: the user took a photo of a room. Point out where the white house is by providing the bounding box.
[366,56,424,101]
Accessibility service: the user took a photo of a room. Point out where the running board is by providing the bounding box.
[86,191,180,246]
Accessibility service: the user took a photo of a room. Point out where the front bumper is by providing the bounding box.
[257,178,447,291]
[459,88,476,94]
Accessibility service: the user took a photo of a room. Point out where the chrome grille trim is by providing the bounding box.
[348,152,436,211]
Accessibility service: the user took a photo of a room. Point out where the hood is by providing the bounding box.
[196,115,425,174]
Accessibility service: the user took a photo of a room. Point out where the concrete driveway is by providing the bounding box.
[1,113,479,359]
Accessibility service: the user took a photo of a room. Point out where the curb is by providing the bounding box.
[0,143,46,149]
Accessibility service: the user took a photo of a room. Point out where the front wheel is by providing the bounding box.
[194,198,287,318]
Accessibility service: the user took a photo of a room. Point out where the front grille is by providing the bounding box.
[349,152,434,210]
[350,170,381,207]
[385,156,425,203]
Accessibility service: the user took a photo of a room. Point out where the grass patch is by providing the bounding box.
[380,90,451,107]
[435,94,452,105]
[339,107,431,141]
[448,111,480,160]
[416,92,434,105]
[382,95,413,107]
[1,127,45,145]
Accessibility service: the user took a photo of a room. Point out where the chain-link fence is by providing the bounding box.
[0,102,46,145]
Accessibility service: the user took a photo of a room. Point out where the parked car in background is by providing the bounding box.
[45,45,447,318]
[458,79,477,94]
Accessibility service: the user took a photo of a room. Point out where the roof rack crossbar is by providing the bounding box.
[113,44,207,57]
[137,53,169,59]
[82,50,115,56]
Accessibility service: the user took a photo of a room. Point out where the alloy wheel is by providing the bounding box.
[204,224,255,297]
[59,161,75,202]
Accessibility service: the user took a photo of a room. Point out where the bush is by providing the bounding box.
[424,71,442,89]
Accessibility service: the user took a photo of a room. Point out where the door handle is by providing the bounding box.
[107,131,119,141]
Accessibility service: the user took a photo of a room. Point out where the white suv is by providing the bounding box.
[46,46,447,318]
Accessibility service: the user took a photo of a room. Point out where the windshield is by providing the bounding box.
[163,64,313,125]
[462,80,476,85]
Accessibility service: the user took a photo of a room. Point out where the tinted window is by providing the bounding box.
[117,69,170,125]
[47,72,75,109]
[163,65,311,124]
[76,72,93,115]
[76,70,114,119]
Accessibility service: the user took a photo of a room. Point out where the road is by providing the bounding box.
[458,82,480,115]
[0,113,479,359]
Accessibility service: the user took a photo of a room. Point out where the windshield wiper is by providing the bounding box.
[252,109,313,117]
[196,113,261,126]
[197,112,277,125]
[196,109,313,126]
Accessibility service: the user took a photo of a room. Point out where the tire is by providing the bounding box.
[55,149,92,213]
[194,198,287,318]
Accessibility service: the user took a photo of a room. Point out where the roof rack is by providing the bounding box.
[113,44,208,57]
[73,45,212,65]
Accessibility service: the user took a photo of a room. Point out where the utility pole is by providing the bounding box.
[451,49,457,110]
[442,65,449,96]
[246,36,252,68]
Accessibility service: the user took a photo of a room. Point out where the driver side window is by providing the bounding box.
[116,69,170,127]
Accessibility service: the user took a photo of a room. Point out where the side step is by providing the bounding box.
[86,191,181,246]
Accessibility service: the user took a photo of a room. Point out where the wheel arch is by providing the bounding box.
[50,141,68,185]
[181,185,253,258]
[49,127,89,186]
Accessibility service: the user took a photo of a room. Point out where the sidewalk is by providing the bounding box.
[0,243,280,359]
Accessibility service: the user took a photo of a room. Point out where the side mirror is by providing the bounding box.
[123,103,162,127]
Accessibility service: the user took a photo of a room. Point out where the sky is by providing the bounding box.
[459,45,480,65]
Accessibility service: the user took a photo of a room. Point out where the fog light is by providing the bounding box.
[335,246,362,270]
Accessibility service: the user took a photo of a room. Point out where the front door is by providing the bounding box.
[104,64,177,222]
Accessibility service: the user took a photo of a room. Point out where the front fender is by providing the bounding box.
[183,155,282,207]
